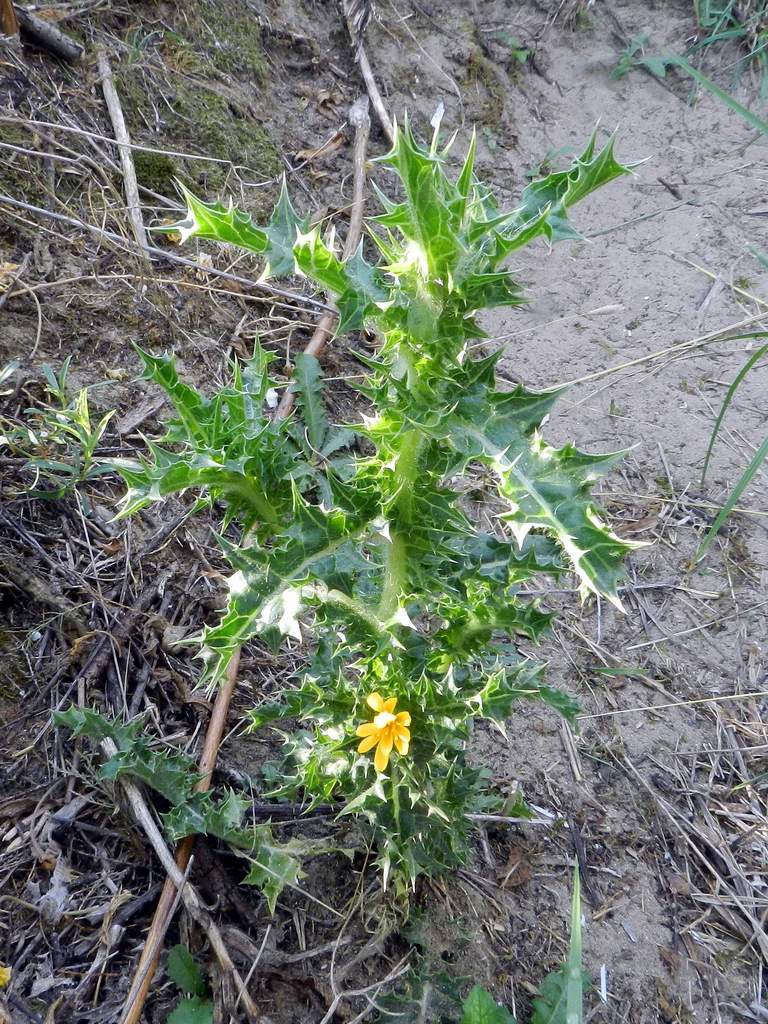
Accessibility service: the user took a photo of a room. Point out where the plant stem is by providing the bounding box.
[379,427,422,617]
[229,477,279,526]
[391,759,401,838]
[379,531,408,618]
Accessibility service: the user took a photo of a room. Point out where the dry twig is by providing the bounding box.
[121,95,372,1022]
[96,49,149,258]
[276,95,371,419]
[14,6,83,61]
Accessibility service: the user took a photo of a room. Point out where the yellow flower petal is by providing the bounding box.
[393,723,410,740]
[358,734,379,754]
[382,697,398,713]
[394,733,409,755]
[395,711,411,726]
[0,965,10,989]
[367,692,384,712]
[374,741,390,773]
[356,723,378,737]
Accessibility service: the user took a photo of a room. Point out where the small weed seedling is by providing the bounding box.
[165,944,213,1024]
[694,0,768,93]
[58,119,636,896]
[377,867,586,1021]
[4,357,114,499]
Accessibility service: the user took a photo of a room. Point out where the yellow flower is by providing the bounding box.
[356,692,411,773]
[0,964,10,988]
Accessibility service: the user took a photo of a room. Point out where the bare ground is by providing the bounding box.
[1,1,767,1022]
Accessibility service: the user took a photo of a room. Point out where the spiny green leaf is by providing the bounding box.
[432,377,637,605]
[292,353,328,451]
[460,985,516,1024]
[201,497,375,679]
[242,824,304,914]
[471,667,579,726]
[167,945,207,997]
[293,233,387,333]
[263,177,305,276]
[375,117,464,278]
[53,706,138,749]
[169,182,268,254]
[504,132,633,246]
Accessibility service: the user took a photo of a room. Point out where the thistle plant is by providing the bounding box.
[106,121,637,888]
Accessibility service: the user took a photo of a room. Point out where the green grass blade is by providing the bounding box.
[701,336,768,484]
[696,434,768,561]
[532,866,585,1024]
[670,55,768,135]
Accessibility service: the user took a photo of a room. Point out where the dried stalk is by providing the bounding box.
[342,1,393,142]
[103,734,260,1021]
[120,94,372,1024]
[96,49,149,258]
[356,48,393,142]
[276,95,371,419]
[15,6,83,61]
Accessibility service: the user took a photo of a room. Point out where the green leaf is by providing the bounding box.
[133,347,208,443]
[427,373,637,605]
[292,353,328,451]
[700,336,768,484]
[293,234,387,332]
[471,668,579,726]
[263,177,305,276]
[167,996,214,1024]
[376,117,464,278]
[242,824,304,914]
[167,945,207,997]
[169,183,268,254]
[162,178,306,278]
[201,496,374,679]
[460,985,516,1024]
[55,706,307,911]
[667,55,768,136]
[695,434,768,562]
[504,132,633,245]
[532,867,588,1024]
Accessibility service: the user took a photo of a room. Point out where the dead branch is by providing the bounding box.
[96,48,149,258]
[15,7,83,61]
[275,95,371,419]
[356,48,393,142]
[103,734,261,1022]
[0,0,18,39]
[342,2,393,141]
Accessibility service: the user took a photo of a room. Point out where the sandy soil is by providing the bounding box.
[1,1,767,1022]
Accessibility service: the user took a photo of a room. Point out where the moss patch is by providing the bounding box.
[461,47,508,128]
[171,0,267,83]
[133,150,178,194]
[115,70,280,194]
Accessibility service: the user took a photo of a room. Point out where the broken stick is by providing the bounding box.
[15,7,84,61]
[275,94,371,419]
[0,0,18,38]
[103,734,261,1022]
[96,48,149,259]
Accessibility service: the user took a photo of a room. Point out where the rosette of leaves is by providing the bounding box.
[110,119,637,887]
